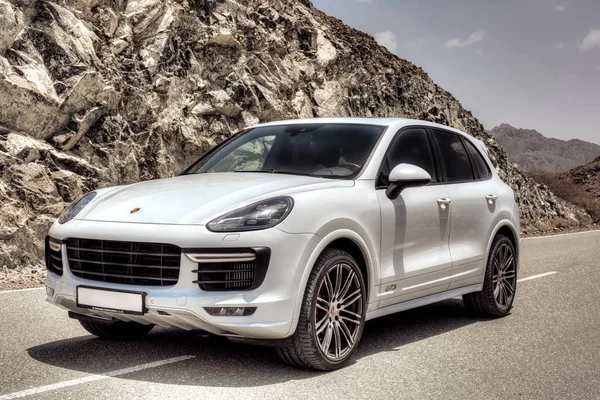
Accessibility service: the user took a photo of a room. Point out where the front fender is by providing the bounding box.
[287,222,380,335]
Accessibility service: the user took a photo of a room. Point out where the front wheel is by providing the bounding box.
[463,234,517,317]
[277,248,367,370]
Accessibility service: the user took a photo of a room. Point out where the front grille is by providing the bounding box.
[189,248,270,291]
[45,237,63,276]
[66,238,181,286]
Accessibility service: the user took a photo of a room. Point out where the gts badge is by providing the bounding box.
[385,284,397,292]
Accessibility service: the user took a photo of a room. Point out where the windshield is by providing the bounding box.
[184,123,385,178]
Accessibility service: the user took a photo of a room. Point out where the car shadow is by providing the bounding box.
[27,299,488,387]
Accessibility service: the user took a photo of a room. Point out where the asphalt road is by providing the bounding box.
[1,230,599,400]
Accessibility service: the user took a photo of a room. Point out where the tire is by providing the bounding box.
[277,248,367,370]
[463,234,517,317]
[79,319,154,340]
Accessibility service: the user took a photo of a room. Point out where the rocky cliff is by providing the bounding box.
[490,123,600,173]
[568,156,600,198]
[0,0,590,278]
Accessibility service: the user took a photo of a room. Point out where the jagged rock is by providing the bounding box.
[51,169,86,202]
[111,37,129,54]
[44,2,101,66]
[4,132,54,159]
[62,106,104,151]
[208,28,243,48]
[0,0,24,53]
[0,0,590,272]
[567,156,600,197]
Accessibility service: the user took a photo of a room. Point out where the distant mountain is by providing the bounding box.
[489,124,600,173]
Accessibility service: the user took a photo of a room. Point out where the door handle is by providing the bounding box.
[437,198,451,210]
[485,194,498,204]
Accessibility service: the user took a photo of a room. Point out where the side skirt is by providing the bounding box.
[365,283,482,321]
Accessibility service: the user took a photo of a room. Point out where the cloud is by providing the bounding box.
[554,3,566,11]
[554,43,564,50]
[580,29,600,51]
[357,0,371,3]
[374,31,397,54]
[445,31,486,48]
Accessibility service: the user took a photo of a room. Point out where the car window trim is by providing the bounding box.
[426,128,445,184]
[459,135,480,180]
[462,137,493,181]
[374,125,439,190]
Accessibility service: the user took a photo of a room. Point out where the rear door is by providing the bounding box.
[376,128,453,307]
[430,129,499,289]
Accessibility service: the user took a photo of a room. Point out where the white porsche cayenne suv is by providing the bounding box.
[45,118,520,370]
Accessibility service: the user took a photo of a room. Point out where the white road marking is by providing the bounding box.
[522,229,600,241]
[0,287,44,294]
[0,355,195,400]
[517,271,557,283]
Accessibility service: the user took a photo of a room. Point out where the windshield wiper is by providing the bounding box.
[233,169,313,177]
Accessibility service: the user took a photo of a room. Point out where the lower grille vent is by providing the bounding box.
[189,248,270,291]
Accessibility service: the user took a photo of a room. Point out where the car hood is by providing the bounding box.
[76,173,353,225]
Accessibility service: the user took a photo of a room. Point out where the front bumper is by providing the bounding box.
[45,219,316,339]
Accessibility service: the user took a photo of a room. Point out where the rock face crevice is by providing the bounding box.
[0,0,589,271]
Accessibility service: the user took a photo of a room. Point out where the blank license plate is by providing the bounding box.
[77,286,145,315]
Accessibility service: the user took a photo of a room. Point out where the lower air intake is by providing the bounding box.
[188,248,270,291]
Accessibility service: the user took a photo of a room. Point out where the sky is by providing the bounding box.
[312,0,600,144]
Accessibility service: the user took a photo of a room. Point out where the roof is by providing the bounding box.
[251,117,476,139]
[253,117,411,127]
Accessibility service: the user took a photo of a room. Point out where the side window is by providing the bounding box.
[433,130,475,182]
[464,139,492,179]
[209,135,275,172]
[378,128,436,186]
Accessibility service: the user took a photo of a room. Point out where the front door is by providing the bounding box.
[376,128,453,308]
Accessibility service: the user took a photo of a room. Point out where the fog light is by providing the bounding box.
[48,240,61,252]
[204,307,256,316]
[46,286,54,297]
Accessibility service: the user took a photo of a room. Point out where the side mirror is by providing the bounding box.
[385,163,432,200]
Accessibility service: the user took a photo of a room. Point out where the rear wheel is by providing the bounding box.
[79,320,154,340]
[463,234,517,317]
[277,248,366,370]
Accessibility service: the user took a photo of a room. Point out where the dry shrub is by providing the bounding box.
[530,172,600,223]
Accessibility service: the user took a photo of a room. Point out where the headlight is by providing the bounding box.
[207,196,294,232]
[57,192,97,224]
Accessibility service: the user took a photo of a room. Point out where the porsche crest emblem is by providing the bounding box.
[130,207,141,214]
